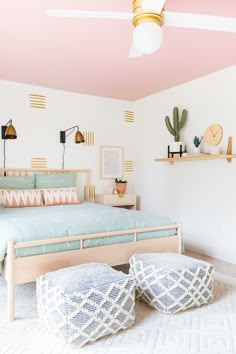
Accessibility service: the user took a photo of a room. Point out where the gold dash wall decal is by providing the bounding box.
[124,110,135,123]
[124,160,134,172]
[29,94,46,109]
[83,131,95,146]
[31,158,48,169]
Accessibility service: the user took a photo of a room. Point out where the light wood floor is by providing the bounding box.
[185,250,236,278]
[115,250,236,278]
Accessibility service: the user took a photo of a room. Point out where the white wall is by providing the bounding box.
[0,80,135,193]
[1,66,236,264]
[134,65,236,264]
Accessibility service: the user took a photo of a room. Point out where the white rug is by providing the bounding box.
[0,272,236,354]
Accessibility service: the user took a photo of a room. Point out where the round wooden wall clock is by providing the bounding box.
[204,124,223,146]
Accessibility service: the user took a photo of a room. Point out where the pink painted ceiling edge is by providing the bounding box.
[0,0,236,100]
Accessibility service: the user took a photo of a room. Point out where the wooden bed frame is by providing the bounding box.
[0,168,182,321]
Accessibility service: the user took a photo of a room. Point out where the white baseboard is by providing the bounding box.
[184,239,236,265]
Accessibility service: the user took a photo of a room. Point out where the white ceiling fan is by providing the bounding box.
[46,0,236,58]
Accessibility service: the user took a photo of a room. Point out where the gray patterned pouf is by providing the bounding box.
[129,253,214,314]
[37,263,135,347]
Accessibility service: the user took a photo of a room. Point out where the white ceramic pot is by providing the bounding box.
[193,146,201,154]
[169,142,185,152]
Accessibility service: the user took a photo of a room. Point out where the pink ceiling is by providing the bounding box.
[0,0,236,101]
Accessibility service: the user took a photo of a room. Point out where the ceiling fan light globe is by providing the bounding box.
[133,22,163,54]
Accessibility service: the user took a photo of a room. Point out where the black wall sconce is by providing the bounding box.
[60,125,85,169]
[1,119,17,169]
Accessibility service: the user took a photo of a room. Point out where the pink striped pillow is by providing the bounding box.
[0,190,3,205]
[43,188,80,206]
[4,190,44,208]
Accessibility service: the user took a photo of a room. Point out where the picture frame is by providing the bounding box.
[100,146,124,179]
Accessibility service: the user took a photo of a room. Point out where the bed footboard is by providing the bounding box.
[3,223,182,321]
[3,241,15,322]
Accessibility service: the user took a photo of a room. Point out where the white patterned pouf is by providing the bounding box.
[37,263,135,347]
[129,253,214,314]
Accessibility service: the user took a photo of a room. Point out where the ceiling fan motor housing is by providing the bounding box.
[132,0,164,27]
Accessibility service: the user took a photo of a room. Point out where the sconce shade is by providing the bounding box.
[75,130,85,144]
[1,119,17,170]
[5,124,17,139]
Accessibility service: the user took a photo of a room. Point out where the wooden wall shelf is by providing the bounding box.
[154,154,236,165]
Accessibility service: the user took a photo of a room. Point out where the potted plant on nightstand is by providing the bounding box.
[115,178,127,195]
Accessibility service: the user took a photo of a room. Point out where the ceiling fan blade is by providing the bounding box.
[46,10,133,20]
[128,42,143,58]
[142,0,166,13]
[165,12,236,33]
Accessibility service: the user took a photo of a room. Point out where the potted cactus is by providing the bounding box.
[165,106,188,151]
[115,178,127,195]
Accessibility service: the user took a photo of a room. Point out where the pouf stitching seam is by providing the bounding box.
[44,276,134,295]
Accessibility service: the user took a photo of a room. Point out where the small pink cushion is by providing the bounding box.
[4,190,44,208]
[43,188,80,206]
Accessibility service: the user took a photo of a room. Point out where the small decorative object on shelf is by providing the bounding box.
[155,137,235,165]
[165,106,188,153]
[204,124,223,146]
[193,136,203,154]
[115,178,127,195]
[203,124,223,155]
[167,144,187,158]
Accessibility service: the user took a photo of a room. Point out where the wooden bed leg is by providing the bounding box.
[177,223,182,254]
[7,241,15,322]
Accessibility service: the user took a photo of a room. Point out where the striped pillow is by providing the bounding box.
[0,190,3,206]
[43,188,80,206]
[4,190,43,208]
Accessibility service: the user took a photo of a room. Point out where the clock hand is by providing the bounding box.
[214,130,219,137]
[210,127,214,136]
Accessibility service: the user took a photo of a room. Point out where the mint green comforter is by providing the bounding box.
[0,202,176,272]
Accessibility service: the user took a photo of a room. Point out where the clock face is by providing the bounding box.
[204,124,223,146]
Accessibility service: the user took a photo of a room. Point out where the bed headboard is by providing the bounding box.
[0,168,93,201]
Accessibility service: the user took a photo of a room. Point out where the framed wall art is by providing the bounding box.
[100,146,123,179]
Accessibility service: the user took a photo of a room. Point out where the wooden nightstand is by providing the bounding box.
[95,194,137,210]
